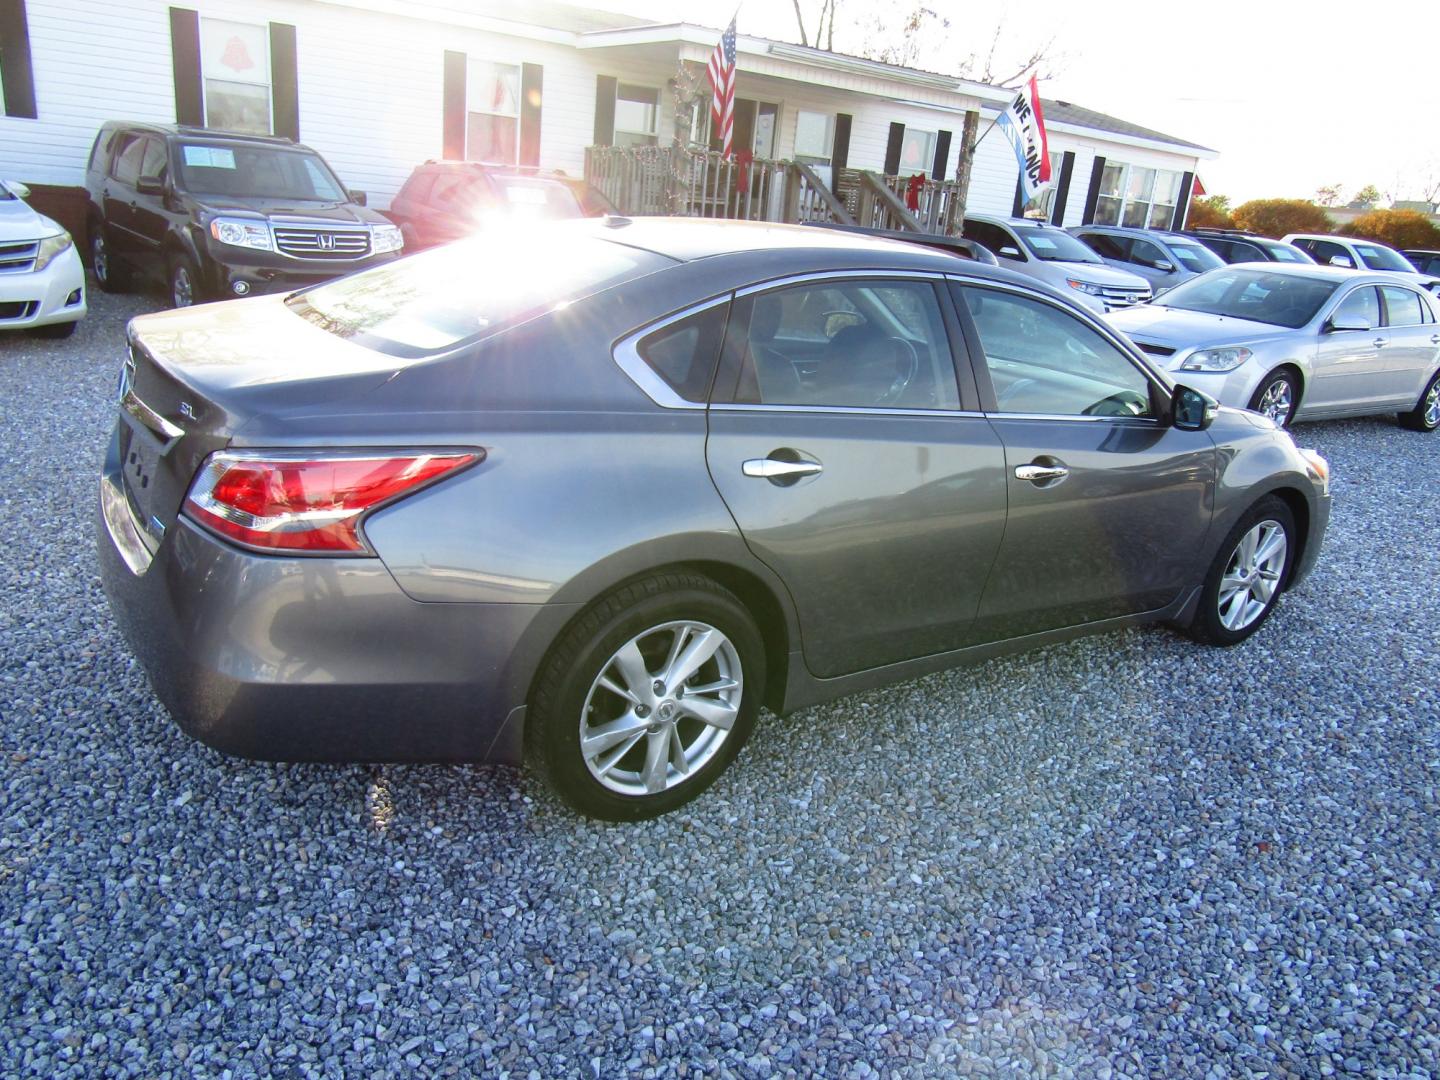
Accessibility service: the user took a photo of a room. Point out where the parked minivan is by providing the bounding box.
[960,214,1151,313]
[1070,225,1225,294]
[84,122,403,307]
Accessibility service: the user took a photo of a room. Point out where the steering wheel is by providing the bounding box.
[1083,389,1149,417]
[875,337,921,406]
[998,377,1039,411]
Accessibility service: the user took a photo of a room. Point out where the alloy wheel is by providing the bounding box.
[172,264,194,308]
[1256,378,1293,425]
[1217,519,1288,632]
[1425,380,1440,429]
[91,234,108,284]
[579,620,743,797]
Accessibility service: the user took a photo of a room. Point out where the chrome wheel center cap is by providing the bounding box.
[658,701,676,721]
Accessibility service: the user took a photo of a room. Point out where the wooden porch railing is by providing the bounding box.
[584,146,965,235]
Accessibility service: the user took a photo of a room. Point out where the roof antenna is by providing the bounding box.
[602,214,633,228]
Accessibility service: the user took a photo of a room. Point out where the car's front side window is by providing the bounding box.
[723,279,961,411]
[1333,286,1380,328]
[959,286,1155,419]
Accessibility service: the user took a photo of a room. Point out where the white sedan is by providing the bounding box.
[0,181,86,339]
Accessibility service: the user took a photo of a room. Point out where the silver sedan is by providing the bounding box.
[1106,265,1440,430]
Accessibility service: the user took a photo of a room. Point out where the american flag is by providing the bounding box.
[707,16,738,158]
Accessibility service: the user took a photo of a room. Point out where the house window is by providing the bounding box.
[1021,151,1063,220]
[1093,162,1183,229]
[793,110,833,165]
[200,18,271,134]
[898,128,935,176]
[467,59,520,163]
[614,84,658,147]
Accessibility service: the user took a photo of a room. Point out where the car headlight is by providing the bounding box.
[1299,448,1330,496]
[1180,346,1253,372]
[371,223,403,254]
[34,232,73,272]
[209,218,273,251]
[1066,278,1106,296]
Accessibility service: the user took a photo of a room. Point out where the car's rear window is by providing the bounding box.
[490,177,584,220]
[286,230,668,355]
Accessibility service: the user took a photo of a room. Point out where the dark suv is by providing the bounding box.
[1183,228,1315,265]
[387,161,614,251]
[84,122,403,307]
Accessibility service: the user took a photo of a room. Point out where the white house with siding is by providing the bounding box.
[0,0,1214,232]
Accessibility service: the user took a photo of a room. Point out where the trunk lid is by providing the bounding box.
[117,294,411,550]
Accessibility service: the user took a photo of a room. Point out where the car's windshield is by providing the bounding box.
[287,229,666,355]
[1157,269,1340,328]
[0,184,17,201]
[176,143,346,201]
[1167,241,1223,274]
[1018,229,1102,263]
[1353,243,1416,272]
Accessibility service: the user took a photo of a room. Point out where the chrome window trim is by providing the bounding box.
[710,403,985,418]
[983,412,1160,425]
[733,268,947,298]
[612,295,731,410]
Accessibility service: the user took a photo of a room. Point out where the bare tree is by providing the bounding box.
[1314,184,1344,208]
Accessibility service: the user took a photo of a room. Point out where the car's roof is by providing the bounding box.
[1402,249,1440,256]
[1205,263,1412,285]
[965,213,1064,230]
[102,120,308,151]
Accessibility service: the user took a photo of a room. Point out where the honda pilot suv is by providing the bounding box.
[84,123,402,307]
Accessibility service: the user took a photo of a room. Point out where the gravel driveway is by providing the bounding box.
[2,287,1437,1079]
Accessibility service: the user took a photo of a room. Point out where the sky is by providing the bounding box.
[612,0,1440,206]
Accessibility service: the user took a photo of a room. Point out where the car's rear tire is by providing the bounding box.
[1248,369,1299,428]
[167,252,203,309]
[1185,495,1296,647]
[90,226,129,293]
[1397,370,1440,432]
[31,320,78,340]
[526,572,765,821]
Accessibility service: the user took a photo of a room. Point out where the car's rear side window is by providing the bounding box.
[636,304,729,403]
[1080,232,1130,260]
[1381,286,1427,326]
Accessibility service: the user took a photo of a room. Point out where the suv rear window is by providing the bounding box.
[287,229,668,355]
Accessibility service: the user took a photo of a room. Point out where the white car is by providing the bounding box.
[0,181,86,339]
[1283,232,1440,296]
[1107,264,1440,431]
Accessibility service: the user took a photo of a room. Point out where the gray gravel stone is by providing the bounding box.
[1,283,1438,1078]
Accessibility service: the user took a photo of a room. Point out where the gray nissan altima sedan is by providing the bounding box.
[98,219,1331,819]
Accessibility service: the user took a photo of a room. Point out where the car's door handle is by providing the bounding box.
[743,458,823,480]
[1374,338,1387,348]
[1430,334,1439,345]
[1015,463,1069,483]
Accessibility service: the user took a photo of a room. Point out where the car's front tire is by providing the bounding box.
[1186,495,1296,647]
[167,252,203,309]
[1398,369,1440,432]
[526,573,765,821]
[1248,369,1299,428]
[90,226,129,293]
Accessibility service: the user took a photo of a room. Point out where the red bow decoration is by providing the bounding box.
[905,173,926,211]
[736,149,754,189]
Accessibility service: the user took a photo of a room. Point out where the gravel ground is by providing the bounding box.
[1,284,1438,1079]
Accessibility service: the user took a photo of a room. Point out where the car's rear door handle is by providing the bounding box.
[743,458,823,480]
[1015,463,1069,483]
[1374,338,1387,348]
[1430,334,1439,345]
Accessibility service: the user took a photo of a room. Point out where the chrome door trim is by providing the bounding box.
[612,296,731,410]
[986,411,1161,424]
[710,402,986,418]
[733,268,947,298]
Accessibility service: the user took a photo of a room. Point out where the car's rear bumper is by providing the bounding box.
[95,460,574,764]
[0,245,86,328]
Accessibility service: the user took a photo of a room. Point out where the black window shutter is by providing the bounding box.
[0,0,37,119]
[932,129,951,181]
[442,50,466,159]
[269,22,299,140]
[1081,155,1106,225]
[883,122,904,175]
[831,113,852,172]
[593,75,617,146]
[1049,150,1076,225]
[519,62,542,166]
[1011,176,1024,217]
[169,7,203,126]
[1171,170,1195,229]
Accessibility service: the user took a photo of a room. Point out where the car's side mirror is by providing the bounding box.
[136,175,164,196]
[1326,313,1372,333]
[4,180,30,199]
[1172,384,1219,431]
[1154,259,1175,273]
[1328,255,1353,268]
[349,189,367,206]
[998,245,1022,259]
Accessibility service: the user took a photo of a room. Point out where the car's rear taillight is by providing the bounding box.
[183,451,480,554]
